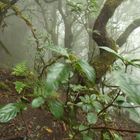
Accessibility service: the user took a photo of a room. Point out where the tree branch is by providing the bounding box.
[98,90,120,116]
[117,18,140,46]
[81,126,140,134]
[93,0,124,32]
[92,0,125,82]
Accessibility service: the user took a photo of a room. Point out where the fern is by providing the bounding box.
[14,81,27,94]
[12,62,28,76]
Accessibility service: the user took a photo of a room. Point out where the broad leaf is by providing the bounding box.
[125,105,140,124]
[0,103,20,123]
[46,63,69,94]
[47,45,69,57]
[116,96,126,105]
[86,112,97,124]
[48,100,64,119]
[74,59,96,84]
[113,71,140,104]
[32,97,45,108]
[100,47,123,60]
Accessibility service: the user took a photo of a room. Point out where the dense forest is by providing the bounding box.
[0,0,140,140]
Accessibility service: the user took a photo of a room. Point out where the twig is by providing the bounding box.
[98,90,120,116]
[73,125,140,139]
[39,55,63,78]
[80,126,140,133]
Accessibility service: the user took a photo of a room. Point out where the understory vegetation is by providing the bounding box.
[0,0,140,140]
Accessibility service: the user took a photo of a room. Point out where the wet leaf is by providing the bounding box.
[87,112,97,124]
[32,97,45,108]
[48,100,64,119]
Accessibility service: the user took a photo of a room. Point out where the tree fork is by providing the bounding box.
[92,0,124,82]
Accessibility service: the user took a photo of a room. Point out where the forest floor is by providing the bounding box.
[0,69,140,140]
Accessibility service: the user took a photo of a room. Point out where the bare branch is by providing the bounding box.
[117,18,140,46]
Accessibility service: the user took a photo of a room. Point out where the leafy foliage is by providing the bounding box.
[48,100,64,119]
[2,0,140,139]
[14,81,27,94]
[47,45,69,57]
[12,62,28,76]
[32,97,45,108]
[74,59,96,84]
[1,44,140,139]
[45,63,69,94]
[86,112,97,124]
[113,71,140,104]
[0,103,25,123]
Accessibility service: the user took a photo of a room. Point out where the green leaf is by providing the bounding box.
[32,97,45,108]
[82,104,93,112]
[48,100,64,119]
[113,71,140,104]
[47,45,69,57]
[0,103,20,123]
[92,101,102,113]
[46,63,69,94]
[136,134,140,140]
[12,62,28,76]
[70,84,86,92]
[86,112,97,124]
[116,96,126,104]
[83,135,93,140]
[14,81,27,94]
[79,124,88,131]
[125,106,140,123]
[100,47,124,60]
[114,133,123,140]
[74,59,96,84]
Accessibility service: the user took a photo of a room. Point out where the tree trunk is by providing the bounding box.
[91,0,124,82]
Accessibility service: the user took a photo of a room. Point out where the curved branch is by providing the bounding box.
[117,18,140,46]
[93,0,124,32]
[80,126,140,134]
[92,0,124,81]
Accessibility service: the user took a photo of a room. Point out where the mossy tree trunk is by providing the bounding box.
[92,0,140,82]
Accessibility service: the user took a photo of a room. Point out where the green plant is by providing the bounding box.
[0,102,26,123]
[12,62,28,77]
[0,46,140,139]
[14,81,27,94]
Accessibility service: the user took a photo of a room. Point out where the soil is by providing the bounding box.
[0,69,140,140]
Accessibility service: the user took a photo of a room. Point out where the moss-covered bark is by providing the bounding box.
[92,0,124,82]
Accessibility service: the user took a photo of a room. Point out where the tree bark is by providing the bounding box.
[58,0,73,49]
[92,0,124,82]
[116,18,140,46]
